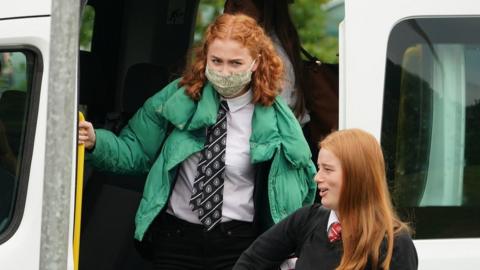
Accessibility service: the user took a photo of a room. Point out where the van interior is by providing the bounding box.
[78,0,199,269]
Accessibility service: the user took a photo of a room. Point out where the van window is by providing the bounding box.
[0,50,36,236]
[382,17,480,239]
[80,5,95,52]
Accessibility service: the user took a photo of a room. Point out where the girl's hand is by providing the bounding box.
[78,120,96,150]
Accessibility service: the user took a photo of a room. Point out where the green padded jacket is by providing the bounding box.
[88,79,317,240]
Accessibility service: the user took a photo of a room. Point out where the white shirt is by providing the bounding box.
[327,209,340,232]
[166,89,255,224]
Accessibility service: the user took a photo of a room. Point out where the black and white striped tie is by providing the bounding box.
[190,100,228,230]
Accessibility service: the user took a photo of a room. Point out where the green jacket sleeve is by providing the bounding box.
[268,150,317,223]
[267,97,317,223]
[87,80,179,175]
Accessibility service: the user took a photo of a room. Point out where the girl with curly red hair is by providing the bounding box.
[79,14,316,269]
[180,13,284,105]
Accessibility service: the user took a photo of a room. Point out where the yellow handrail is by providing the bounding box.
[74,112,85,270]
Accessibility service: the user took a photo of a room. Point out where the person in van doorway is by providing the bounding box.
[223,0,339,184]
[224,0,310,126]
[233,129,418,270]
[78,14,316,270]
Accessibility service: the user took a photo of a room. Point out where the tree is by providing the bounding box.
[194,0,340,63]
[291,0,339,63]
[79,6,95,51]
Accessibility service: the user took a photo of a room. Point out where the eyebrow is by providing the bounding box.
[319,162,334,168]
[211,55,243,62]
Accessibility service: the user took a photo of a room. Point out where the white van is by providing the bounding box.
[340,0,480,269]
[0,0,479,269]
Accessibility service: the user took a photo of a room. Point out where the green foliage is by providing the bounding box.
[194,0,341,63]
[291,0,339,63]
[194,0,225,44]
[80,6,95,51]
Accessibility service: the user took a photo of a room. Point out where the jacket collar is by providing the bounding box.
[160,82,219,131]
[158,81,310,166]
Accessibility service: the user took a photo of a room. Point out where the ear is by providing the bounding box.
[251,57,260,72]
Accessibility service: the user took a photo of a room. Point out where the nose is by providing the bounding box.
[314,170,323,184]
[211,63,231,76]
[218,65,235,75]
[219,67,230,75]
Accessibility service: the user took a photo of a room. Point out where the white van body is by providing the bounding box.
[0,1,55,269]
[341,0,480,134]
[341,0,480,269]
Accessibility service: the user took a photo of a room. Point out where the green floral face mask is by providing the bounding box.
[205,60,256,98]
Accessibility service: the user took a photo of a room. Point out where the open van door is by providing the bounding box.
[341,0,480,268]
[0,0,77,268]
[0,0,82,269]
[0,1,53,269]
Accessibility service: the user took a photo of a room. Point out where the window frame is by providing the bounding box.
[0,45,42,244]
[381,16,480,240]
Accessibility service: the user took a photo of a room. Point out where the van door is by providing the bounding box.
[342,0,480,268]
[0,11,51,270]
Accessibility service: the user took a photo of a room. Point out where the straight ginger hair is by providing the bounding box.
[179,14,283,106]
[320,129,410,270]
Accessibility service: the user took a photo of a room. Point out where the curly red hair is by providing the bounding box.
[179,14,283,106]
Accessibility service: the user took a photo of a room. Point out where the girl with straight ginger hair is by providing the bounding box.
[234,129,418,270]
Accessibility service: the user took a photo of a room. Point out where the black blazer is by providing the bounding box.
[233,204,418,270]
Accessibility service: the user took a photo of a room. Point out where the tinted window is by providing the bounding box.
[382,18,480,239]
[0,50,36,235]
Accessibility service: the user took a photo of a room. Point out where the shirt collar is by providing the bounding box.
[327,210,340,232]
[221,88,253,113]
